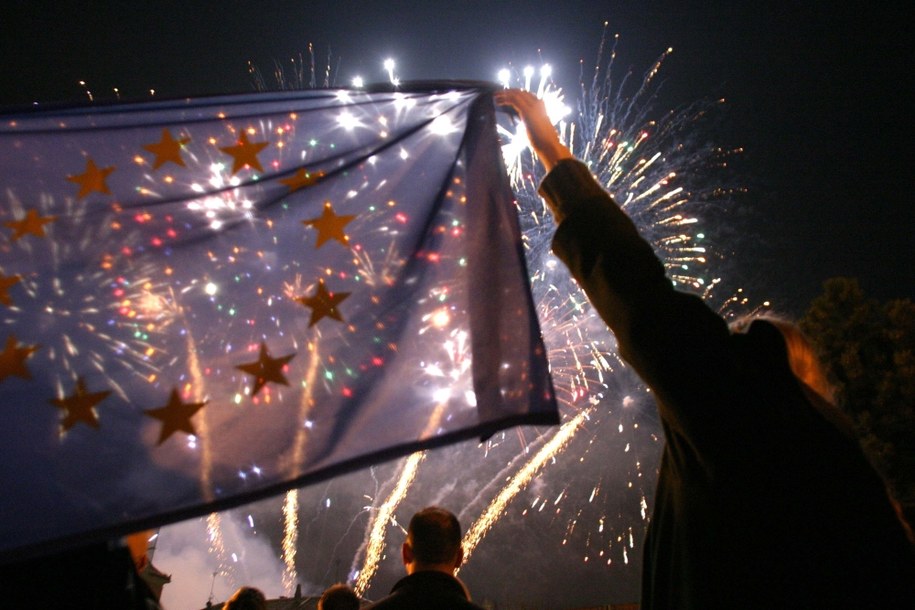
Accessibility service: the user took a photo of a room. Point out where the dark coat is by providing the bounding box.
[540,159,915,609]
[366,571,484,610]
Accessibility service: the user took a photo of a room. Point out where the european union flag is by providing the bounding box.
[0,85,557,560]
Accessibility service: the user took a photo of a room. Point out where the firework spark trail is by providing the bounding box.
[187,315,238,584]
[460,431,556,520]
[172,306,210,492]
[281,336,322,593]
[576,28,671,166]
[352,327,471,594]
[460,407,593,566]
[249,43,339,91]
[352,450,425,596]
[352,391,456,596]
[451,282,617,551]
[281,490,300,592]
[170,286,240,583]
[206,512,238,589]
[350,289,478,594]
[350,239,404,289]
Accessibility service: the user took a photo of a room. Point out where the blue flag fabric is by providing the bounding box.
[0,86,557,559]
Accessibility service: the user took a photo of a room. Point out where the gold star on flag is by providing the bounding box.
[4,209,57,241]
[219,131,268,174]
[0,335,39,382]
[67,158,115,198]
[280,168,325,192]
[144,388,208,445]
[235,341,295,396]
[0,272,22,306]
[303,202,356,248]
[49,376,111,431]
[296,280,350,327]
[143,128,189,169]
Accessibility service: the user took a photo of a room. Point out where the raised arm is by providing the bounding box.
[495,88,735,440]
[493,90,573,174]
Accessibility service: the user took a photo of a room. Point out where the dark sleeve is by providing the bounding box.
[539,159,739,441]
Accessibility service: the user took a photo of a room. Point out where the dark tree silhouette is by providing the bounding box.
[800,277,915,522]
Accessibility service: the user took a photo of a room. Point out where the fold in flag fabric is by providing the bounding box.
[0,86,557,560]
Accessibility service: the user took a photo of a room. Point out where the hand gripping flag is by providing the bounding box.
[0,85,557,560]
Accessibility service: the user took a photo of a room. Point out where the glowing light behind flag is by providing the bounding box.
[0,86,557,559]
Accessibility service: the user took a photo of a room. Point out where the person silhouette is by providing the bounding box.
[495,88,915,609]
[366,506,483,609]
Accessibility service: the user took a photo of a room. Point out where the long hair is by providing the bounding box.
[731,315,915,541]
[730,314,835,403]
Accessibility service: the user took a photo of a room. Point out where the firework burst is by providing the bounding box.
[0,190,170,403]
[156,35,743,606]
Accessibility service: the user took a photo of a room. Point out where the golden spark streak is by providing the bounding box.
[354,401,449,596]
[282,338,321,593]
[460,407,593,567]
[353,451,425,596]
[177,290,231,581]
[186,327,210,497]
[281,490,300,592]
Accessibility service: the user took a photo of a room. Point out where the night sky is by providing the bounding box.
[4,2,911,309]
[2,2,912,608]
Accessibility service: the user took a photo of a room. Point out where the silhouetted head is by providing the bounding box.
[730,314,834,403]
[318,582,360,610]
[402,506,463,574]
[224,586,267,610]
